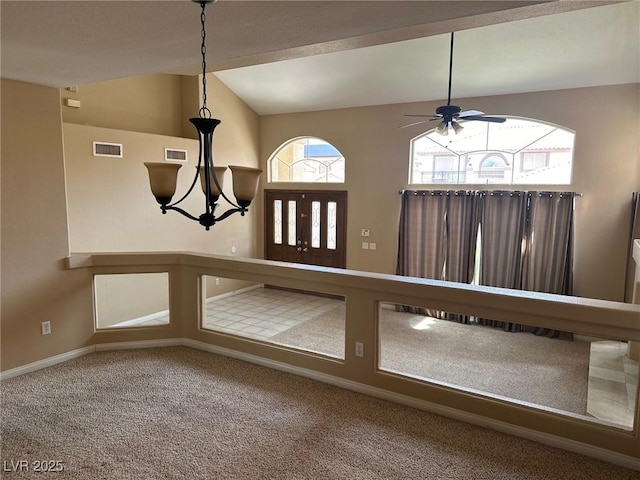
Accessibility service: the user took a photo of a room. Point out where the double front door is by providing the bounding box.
[265,190,347,268]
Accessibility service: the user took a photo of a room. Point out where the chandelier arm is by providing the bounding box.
[190,117,242,212]
[214,206,248,223]
[162,205,203,223]
[166,136,204,209]
[166,174,200,209]
[215,181,242,210]
[202,129,213,217]
[164,204,247,225]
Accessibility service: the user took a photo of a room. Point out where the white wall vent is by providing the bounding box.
[165,148,187,162]
[93,142,123,158]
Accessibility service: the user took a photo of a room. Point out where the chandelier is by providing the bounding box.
[144,0,262,231]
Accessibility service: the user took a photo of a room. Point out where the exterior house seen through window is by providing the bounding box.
[268,137,345,183]
[409,117,575,185]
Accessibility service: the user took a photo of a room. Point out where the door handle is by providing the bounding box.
[297,247,308,252]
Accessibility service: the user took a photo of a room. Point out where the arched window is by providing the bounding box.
[479,153,508,179]
[268,137,345,183]
[409,117,575,185]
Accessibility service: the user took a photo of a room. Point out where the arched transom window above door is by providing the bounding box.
[268,137,345,183]
[409,117,575,186]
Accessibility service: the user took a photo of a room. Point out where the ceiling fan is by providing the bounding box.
[402,32,506,135]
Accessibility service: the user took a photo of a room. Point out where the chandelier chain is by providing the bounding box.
[199,2,211,118]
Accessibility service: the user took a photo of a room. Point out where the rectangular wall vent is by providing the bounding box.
[165,148,187,162]
[93,142,123,158]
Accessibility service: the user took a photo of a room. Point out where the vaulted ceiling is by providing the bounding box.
[1,1,638,115]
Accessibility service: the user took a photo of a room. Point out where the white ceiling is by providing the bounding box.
[1,1,638,115]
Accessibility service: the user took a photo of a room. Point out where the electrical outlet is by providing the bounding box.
[360,228,370,237]
[355,342,364,357]
[41,321,51,335]
[215,277,220,286]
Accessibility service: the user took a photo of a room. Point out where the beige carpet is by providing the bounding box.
[272,305,590,414]
[0,347,635,479]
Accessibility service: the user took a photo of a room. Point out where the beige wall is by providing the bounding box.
[181,75,201,139]
[1,80,95,370]
[62,73,261,327]
[1,71,261,369]
[63,74,261,257]
[260,84,640,302]
[2,74,638,373]
[62,74,187,137]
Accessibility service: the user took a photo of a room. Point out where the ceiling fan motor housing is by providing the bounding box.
[435,105,462,118]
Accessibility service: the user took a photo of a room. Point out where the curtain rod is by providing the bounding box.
[398,190,583,197]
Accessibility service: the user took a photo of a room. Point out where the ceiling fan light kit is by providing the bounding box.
[144,0,262,231]
[403,32,506,135]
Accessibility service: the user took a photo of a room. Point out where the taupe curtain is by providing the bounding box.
[396,191,447,281]
[625,192,640,303]
[477,191,527,331]
[521,192,575,338]
[443,191,480,323]
[445,191,480,283]
[396,191,448,317]
[522,192,574,295]
[397,189,575,333]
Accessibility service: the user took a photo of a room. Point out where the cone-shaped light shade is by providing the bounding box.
[145,162,181,205]
[199,166,228,200]
[452,121,464,134]
[229,165,263,207]
[436,121,448,136]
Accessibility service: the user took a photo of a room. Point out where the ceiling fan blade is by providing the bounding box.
[461,115,506,123]
[400,119,431,129]
[458,110,485,117]
[404,114,440,119]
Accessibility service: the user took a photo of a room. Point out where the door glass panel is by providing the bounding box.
[287,200,297,246]
[273,200,282,244]
[311,201,321,248]
[327,201,337,250]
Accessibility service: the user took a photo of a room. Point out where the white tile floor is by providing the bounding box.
[120,286,640,429]
[587,341,639,429]
[202,287,342,340]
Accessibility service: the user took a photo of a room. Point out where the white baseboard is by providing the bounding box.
[93,338,183,351]
[0,346,96,381]
[0,339,183,381]
[3,338,639,471]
